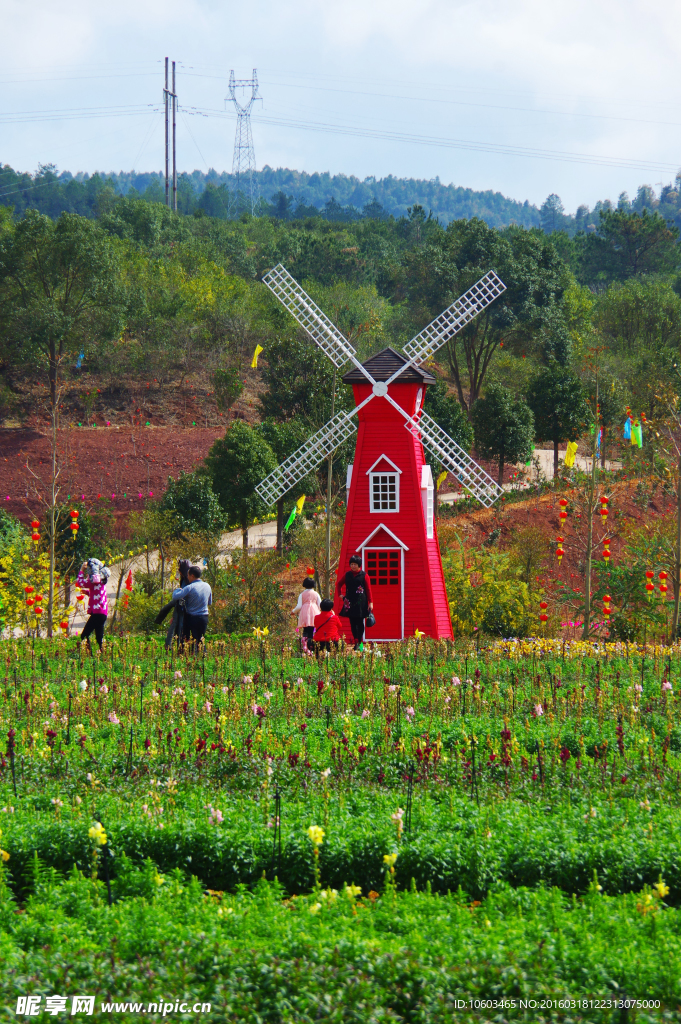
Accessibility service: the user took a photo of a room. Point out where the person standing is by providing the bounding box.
[336,554,373,651]
[172,565,212,649]
[291,577,322,653]
[76,558,110,652]
[313,598,343,653]
[156,558,191,649]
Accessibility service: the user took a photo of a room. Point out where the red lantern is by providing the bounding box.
[60,621,69,630]
[34,607,42,616]
[24,586,34,594]
[70,510,79,519]
[31,532,40,543]
[645,571,654,579]
[70,523,79,532]
[31,520,39,529]
[26,597,34,606]
[540,613,548,623]
[559,498,568,523]
[556,535,564,564]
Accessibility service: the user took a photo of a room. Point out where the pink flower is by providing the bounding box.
[662,681,673,692]
[108,712,120,725]
[204,701,212,713]
[405,706,415,720]
[635,683,643,693]
[534,704,543,717]
[174,671,182,679]
[361,709,370,719]
[451,676,461,686]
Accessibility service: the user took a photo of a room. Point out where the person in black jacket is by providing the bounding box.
[336,554,374,651]
[155,558,191,649]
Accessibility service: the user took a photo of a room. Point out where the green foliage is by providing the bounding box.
[0,209,123,397]
[159,472,225,537]
[214,551,287,633]
[423,377,473,451]
[580,208,680,283]
[258,333,351,426]
[443,539,536,637]
[205,422,277,532]
[472,380,534,484]
[526,364,589,470]
[212,366,244,411]
[595,277,681,354]
[1,867,678,1015]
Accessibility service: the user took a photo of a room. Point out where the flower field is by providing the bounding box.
[2,635,681,1019]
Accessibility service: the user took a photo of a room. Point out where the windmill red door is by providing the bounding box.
[335,347,453,642]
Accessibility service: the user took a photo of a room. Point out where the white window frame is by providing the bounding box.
[366,455,401,514]
[421,465,434,539]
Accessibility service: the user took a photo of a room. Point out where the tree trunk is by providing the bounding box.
[553,439,559,481]
[242,524,249,556]
[498,453,505,487]
[673,450,681,641]
[276,498,284,555]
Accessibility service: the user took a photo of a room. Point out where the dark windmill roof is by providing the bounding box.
[342,347,437,385]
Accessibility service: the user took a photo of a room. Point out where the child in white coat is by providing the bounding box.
[291,577,322,653]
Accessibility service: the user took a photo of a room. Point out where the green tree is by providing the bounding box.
[205,422,277,552]
[0,210,122,636]
[594,278,681,354]
[258,334,350,426]
[472,381,534,485]
[540,194,565,234]
[405,218,570,412]
[160,472,225,537]
[580,208,679,282]
[257,420,314,553]
[526,364,588,478]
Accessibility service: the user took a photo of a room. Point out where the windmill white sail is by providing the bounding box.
[257,264,507,507]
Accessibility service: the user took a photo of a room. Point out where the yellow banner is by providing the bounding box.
[250,344,264,368]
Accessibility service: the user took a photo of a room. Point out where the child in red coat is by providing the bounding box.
[313,599,343,652]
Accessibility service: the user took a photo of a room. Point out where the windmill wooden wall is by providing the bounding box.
[335,348,453,642]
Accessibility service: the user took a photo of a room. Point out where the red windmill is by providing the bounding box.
[256,265,506,640]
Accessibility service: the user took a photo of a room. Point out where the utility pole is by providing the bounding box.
[164,58,169,206]
[163,58,177,211]
[172,60,177,213]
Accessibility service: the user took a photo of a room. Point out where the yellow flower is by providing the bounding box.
[88,822,107,846]
[345,884,362,898]
[413,628,425,639]
[0,849,9,862]
[654,880,670,899]
[309,902,322,914]
[252,626,270,638]
[383,853,398,868]
[307,825,325,846]
[153,872,165,886]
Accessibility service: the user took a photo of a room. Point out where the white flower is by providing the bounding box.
[78,680,88,692]
[264,691,273,701]
[321,768,331,780]
[99,684,108,695]
[173,687,184,696]
[296,677,303,686]
[388,684,398,693]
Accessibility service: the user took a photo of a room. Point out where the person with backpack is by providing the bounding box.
[76,558,110,652]
[172,565,212,650]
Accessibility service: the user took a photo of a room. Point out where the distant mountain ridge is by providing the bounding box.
[0,162,542,228]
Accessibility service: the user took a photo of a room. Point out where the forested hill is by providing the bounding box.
[0,162,541,228]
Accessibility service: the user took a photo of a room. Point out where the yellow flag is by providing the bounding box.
[251,344,264,369]
[436,470,448,491]
[564,441,578,468]
[295,494,306,514]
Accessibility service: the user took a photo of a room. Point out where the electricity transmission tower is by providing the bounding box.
[227,69,260,217]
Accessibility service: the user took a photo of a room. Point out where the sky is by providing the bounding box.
[2,0,681,213]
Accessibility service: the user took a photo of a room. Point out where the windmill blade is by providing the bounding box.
[400,271,506,369]
[406,409,503,508]
[256,411,358,507]
[263,264,365,373]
